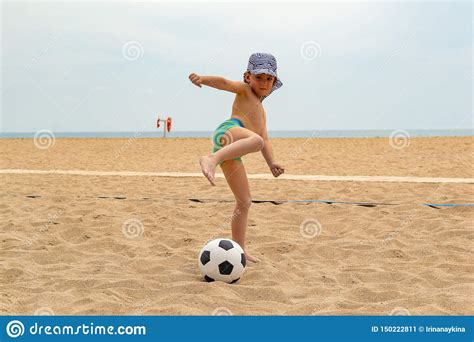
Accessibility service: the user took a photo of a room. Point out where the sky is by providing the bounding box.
[1,0,472,132]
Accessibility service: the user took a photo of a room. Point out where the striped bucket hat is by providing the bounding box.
[246,52,283,99]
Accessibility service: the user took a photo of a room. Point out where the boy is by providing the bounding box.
[189,52,285,262]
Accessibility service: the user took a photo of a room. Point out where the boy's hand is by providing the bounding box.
[269,162,285,178]
[189,73,202,88]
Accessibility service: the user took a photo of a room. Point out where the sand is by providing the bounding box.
[0,136,473,315]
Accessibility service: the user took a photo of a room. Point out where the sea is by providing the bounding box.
[0,129,472,139]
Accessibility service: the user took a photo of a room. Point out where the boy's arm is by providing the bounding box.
[261,115,285,177]
[261,128,275,166]
[189,73,247,94]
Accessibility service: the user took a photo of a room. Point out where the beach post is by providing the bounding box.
[156,116,172,137]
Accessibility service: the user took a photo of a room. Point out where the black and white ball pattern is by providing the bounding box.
[198,239,246,284]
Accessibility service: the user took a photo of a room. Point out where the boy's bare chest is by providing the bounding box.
[234,96,265,116]
[231,95,266,134]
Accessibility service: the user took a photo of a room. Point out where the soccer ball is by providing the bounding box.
[198,238,246,283]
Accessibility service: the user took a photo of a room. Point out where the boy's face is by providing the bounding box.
[246,72,275,97]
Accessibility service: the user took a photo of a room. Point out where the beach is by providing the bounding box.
[0,136,473,315]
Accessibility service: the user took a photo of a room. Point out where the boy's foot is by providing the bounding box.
[245,253,261,263]
[199,155,217,186]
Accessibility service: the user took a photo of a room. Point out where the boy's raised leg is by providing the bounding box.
[199,127,264,186]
